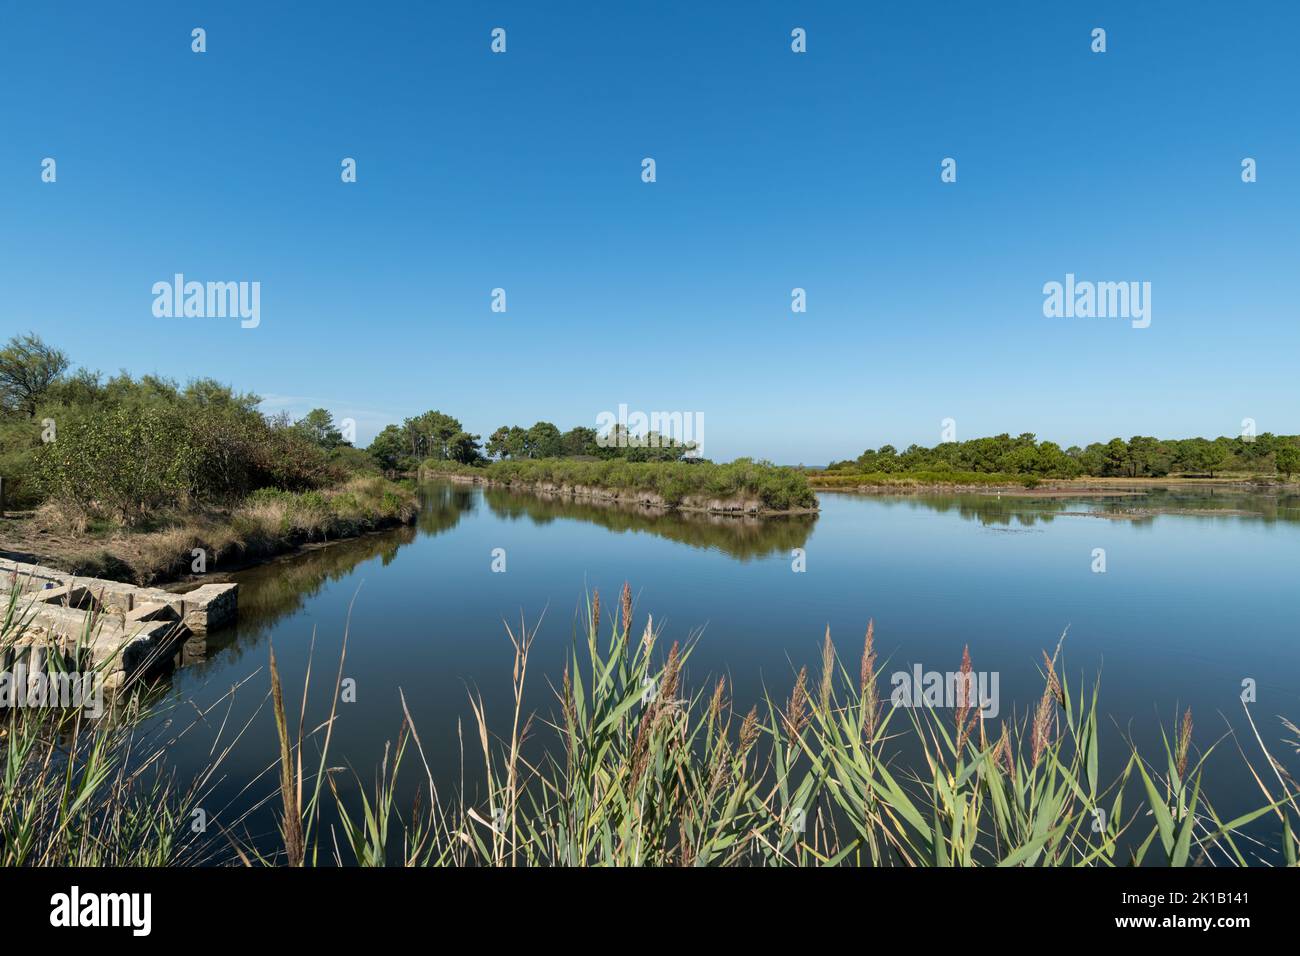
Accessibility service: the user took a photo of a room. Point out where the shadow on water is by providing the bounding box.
[481,485,817,560]
[177,483,477,673]
[857,488,1300,528]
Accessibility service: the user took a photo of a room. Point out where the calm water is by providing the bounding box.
[156,482,1300,854]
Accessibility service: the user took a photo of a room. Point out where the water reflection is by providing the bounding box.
[873,494,1070,527]
[838,488,1300,528]
[181,485,477,672]
[182,480,818,671]
[481,486,816,560]
[183,483,1299,676]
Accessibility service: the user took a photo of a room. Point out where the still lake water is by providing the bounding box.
[159,482,1300,852]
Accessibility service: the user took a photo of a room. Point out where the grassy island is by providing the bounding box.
[420,457,818,513]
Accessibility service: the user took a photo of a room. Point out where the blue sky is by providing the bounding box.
[2,1,1296,463]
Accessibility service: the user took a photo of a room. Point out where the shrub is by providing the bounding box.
[35,405,197,526]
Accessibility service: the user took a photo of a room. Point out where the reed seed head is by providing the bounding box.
[819,625,835,712]
[784,667,809,739]
[1177,706,1193,778]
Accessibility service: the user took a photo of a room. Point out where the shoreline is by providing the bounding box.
[0,512,417,588]
[0,477,419,587]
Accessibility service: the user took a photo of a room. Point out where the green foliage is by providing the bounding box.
[0,415,44,508]
[829,432,1300,482]
[0,336,382,523]
[1276,444,1300,479]
[400,410,481,464]
[36,405,197,526]
[0,332,69,417]
[294,408,347,449]
[327,444,380,476]
[31,379,338,525]
[484,419,698,462]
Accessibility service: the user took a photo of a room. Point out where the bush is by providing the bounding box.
[35,405,197,526]
[27,376,342,526]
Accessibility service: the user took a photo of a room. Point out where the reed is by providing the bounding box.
[3,583,1296,867]
[0,586,258,866]
[290,585,1298,867]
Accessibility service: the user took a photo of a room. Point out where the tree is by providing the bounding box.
[1179,439,1230,477]
[560,426,600,457]
[35,405,196,526]
[0,332,69,416]
[368,425,410,473]
[446,430,483,464]
[525,421,562,458]
[1102,438,1129,477]
[486,426,513,460]
[1275,445,1300,480]
[1204,440,1232,478]
[403,410,472,460]
[1126,436,1159,477]
[486,425,528,460]
[295,408,346,449]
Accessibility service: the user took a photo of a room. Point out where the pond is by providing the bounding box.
[157,481,1300,858]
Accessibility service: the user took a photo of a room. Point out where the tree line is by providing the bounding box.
[365,416,698,472]
[827,432,1300,479]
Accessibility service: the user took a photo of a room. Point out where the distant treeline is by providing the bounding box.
[367,414,697,472]
[826,433,1300,480]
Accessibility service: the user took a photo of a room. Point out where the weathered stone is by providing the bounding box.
[32,583,99,609]
[125,601,177,623]
[0,557,238,687]
[180,583,237,633]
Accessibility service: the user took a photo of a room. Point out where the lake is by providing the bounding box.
[156,481,1300,857]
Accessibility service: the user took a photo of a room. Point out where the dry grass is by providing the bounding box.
[8,477,417,585]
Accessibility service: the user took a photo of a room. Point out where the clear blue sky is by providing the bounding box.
[2,2,1296,463]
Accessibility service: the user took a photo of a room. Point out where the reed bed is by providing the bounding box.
[265,584,1299,867]
[3,582,1297,866]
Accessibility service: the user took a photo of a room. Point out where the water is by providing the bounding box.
[157,482,1300,854]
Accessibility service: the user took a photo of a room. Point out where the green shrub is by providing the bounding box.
[35,406,197,526]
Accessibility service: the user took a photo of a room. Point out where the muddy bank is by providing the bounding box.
[0,512,417,588]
